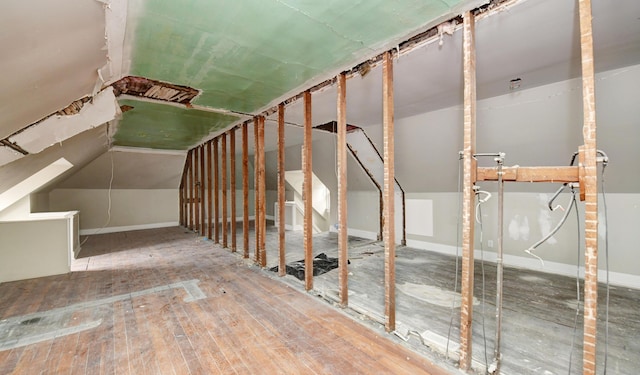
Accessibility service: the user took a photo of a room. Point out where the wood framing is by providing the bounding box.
[303,90,313,291]
[222,133,228,248]
[277,105,286,276]
[257,116,267,267]
[578,0,599,373]
[254,117,261,263]
[230,129,237,252]
[189,148,195,231]
[199,145,206,236]
[459,11,477,370]
[476,166,578,183]
[382,51,396,333]
[337,72,348,306]
[207,141,213,240]
[242,123,249,258]
[193,146,200,233]
[214,138,220,243]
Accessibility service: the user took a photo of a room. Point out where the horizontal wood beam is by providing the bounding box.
[476,166,578,183]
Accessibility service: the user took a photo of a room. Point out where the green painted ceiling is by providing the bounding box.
[113,99,240,150]
[129,0,469,114]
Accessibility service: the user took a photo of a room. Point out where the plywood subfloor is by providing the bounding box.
[0,227,448,375]
[245,224,640,375]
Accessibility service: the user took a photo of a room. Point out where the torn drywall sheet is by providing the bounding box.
[10,88,119,154]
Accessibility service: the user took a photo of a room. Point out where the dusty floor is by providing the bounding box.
[244,223,640,375]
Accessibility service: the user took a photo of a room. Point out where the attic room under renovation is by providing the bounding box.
[1,0,639,374]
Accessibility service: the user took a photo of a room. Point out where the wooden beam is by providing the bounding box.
[578,1,599,373]
[230,129,237,252]
[337,73,349,306]
[277,104,286,277]
[222,133,228,248]
[303,90,313,291]
[214,138,220,243]
[382,51,396,333]
[200,145,206,236]
[459,11,476,370]
[193,146,200,233]
[242,123,249,258]
[258,116,267,267]
[207,141,213,240]
[254,117,261,264]
[189,149,195,231]
[476,166,579,183]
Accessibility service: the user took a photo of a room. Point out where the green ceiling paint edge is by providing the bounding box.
[113,99,240,150]
[129,0,470,113]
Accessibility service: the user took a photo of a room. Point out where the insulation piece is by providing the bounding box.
[10,88,118,154]
[111,76,199,104]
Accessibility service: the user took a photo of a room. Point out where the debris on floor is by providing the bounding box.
[269,253,348,280]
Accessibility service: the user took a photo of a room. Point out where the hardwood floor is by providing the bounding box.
[0,227,449,375]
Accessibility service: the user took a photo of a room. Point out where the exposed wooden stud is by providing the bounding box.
[179,176,183,226]
[230,129,237,252]
[254,117,261,264]
[242,123,249,258]
[476,166,579,183]
[214,138,220,243]
[193,147,200,233]
[199,145,206,236]
[459,11,477,371]
[382,51,396,333]
[578,0,599,373]
[207,141,213,240]
[277,104,286,277]
[222,133,228,248]
[303,90,313,291]
[337,73,348,306]
[258,116,267,267]
[189,149,195,231]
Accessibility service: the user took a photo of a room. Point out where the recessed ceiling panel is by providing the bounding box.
[113,99,240,150]
[127,0,473,113]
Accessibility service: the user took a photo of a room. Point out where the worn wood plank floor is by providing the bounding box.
[0,227,449,375]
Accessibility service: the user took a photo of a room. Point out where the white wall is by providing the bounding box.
[345,65,640,287]
[0,195,31,220]
[49,188,179,233]
[0,217,72,282]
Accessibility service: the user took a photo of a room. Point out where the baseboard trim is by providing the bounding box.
[80,222,178,236]
[405,238,640,290]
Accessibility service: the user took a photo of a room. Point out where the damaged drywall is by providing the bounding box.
[10,88,119,154]
[112,76,200,104]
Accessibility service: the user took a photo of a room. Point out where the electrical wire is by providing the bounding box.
[79,147,114,247]
[567,186,580,374]
[524,188,577,266]
[476,191,490,372]
[445,153,463,360]
[601,158,610,374]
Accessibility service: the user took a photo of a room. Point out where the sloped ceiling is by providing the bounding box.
[1,0,639,194]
